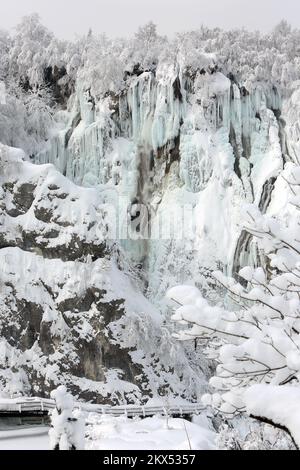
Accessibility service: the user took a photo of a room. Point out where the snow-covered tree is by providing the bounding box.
[167,162,300,447]
[3,16,300,102]
[78,34,125,98]
[0,30,10,82]
[130,22,167,72]
[23,86,54,144]
[49,386,85,450]
[0,93,29,149]
[9,13,54,88]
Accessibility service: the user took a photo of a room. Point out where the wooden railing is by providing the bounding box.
[0,397,205,418]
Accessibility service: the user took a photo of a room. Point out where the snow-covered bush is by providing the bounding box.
[216,419,295,450]
[0,87,53,154]
[167,162,300,446]
[49,386,85,450]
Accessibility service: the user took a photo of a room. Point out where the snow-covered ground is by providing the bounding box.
[85,414,216,450]
[0,415,216,450]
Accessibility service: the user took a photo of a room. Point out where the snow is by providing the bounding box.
[245,385,300,447]
[208,72,231,96]
[0,414,215,450]
[85,414,216,450]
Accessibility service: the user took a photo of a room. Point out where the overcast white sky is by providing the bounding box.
[1,0,299,39]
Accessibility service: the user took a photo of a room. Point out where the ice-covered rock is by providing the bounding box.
[0,144,208,402]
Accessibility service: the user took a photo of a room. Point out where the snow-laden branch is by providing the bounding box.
[167,163,300,418]
[245,385,300,449]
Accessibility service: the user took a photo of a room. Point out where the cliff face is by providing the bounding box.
[0,62,294,402]
[0,145,208,402]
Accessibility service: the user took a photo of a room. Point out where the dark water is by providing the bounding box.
[0,416,50,430]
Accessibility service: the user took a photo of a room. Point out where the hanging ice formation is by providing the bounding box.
[35,64,287,287]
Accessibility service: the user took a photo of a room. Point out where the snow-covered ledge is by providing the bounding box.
[245,385,300,449]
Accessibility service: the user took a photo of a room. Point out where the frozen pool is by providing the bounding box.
[0,417,49,450]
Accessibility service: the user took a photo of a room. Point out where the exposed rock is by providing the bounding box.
[172,76,183,102]
[43,65,74,106]
[4,182,36,217]
[34,206,53,223]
